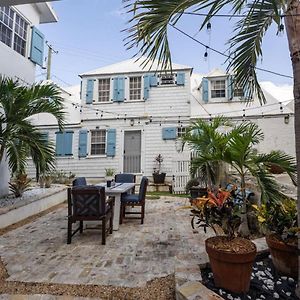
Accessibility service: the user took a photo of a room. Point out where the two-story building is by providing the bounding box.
[0,2,57,196]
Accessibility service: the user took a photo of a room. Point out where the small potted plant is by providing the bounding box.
[185,178,208,199]
[253,198,299,278]
[105,168,115,187]
[190,187,257,293]
[152,154,166,184]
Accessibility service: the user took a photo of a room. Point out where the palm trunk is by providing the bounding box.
[238,172,250,237]
[284,1,300,297]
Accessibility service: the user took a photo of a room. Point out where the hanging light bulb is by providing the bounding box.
[204,47,208,61]
[207,21,212,33]
[277,17,284,36]
[280,102,283,112]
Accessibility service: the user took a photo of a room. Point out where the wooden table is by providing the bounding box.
[97,182,135,231]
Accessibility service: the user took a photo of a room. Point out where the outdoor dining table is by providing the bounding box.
[96,182,135,231]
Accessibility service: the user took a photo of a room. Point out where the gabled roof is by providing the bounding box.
[80,58,192,77]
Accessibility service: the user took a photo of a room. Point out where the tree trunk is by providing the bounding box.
[284,1,300,297]
[238,173,250,237]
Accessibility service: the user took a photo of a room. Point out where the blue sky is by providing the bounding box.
[39,0,293,87]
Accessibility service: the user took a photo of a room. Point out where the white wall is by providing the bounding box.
[0,5,41,84]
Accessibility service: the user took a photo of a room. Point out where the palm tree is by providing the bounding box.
[0,77,65,180]
[183,120,297,236]
[125,0,300,289]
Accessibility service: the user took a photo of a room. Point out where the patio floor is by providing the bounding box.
[0,196,212,299]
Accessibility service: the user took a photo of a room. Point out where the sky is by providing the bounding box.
[38,0,294,88]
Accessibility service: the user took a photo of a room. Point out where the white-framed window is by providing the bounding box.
[211,80,226,98]
[160,74,175,85]
[90,129,106,155]
[0,7,28,56]
[234,87,244,98]
[177,127,186,138]
[129,76,142,100]
[98,78,110,102]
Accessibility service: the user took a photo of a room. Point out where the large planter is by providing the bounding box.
[189,186,207,199]
[205,236,257,293]
[152,172,166,184]
[266,234,298,278]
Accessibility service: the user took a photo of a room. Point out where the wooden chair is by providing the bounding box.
[72,177,87,186]
[120,176,148,225]
[67,186,114,245]
[115,173,136,194]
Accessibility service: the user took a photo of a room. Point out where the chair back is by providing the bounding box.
[138,176,148,202]
[115,173,136,184]
[70,186,105,218]
[72,177,87,186]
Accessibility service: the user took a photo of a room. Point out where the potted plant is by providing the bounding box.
[185,178,207,199]
[190,187,257,293]
[253,198,299,278]
[105,168,115,187]
[152,154,166,184]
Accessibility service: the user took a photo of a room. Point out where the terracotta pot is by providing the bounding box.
[205,236,257,293]
[266,234,298,278]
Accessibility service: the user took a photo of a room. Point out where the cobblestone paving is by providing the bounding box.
[0,197,210,289]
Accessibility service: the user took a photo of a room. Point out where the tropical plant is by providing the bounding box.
[9,173,31,197]
[182,117,232,188]
[153,154,164,174]
[105,168,115,177]
[253,198,299,242]
[0,77,65,179]
[183,120,297,236]
[190,187,241,239]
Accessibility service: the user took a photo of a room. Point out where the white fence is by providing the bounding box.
[172,153,191,194]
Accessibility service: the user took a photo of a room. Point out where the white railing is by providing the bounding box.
[172,153,191,194]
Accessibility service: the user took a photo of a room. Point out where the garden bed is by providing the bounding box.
[201,253,297,300]
[0,185,67,228]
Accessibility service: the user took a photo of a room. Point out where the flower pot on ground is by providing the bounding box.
[152,172,166,184]
[189,187,257,293]
[253,198,299,278]
[152,154,166,184]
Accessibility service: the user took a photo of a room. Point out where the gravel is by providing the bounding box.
[201,255,297,300]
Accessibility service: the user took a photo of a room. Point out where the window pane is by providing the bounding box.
[129,76,141,100]
[98,78,110,102]
[211,80,225,98]
[160,74,175,85]
[0,7,13,47]
[13,13,28,56]
[91,130,106,155]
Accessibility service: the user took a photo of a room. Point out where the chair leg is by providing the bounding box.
[67,218,72,244]
[120,204,124,224]
[109,212,113,234]
[141,203,145,224]
[79,221,83,233]
[102,218,106,245]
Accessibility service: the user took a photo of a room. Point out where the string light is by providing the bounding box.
[278,17,284,36]
[206,21,212,33]
[204,47,208,60]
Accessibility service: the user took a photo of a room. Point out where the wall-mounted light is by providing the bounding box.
[130,119,134,127]
[284,115,290,124]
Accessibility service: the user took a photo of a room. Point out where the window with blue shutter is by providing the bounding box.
[112,77,125,102]
[143,74,150,100]
[150,74,158,87]
[162,127,177,140]
[78,130,88,158]
[176,72,185,86]
[227,75,234,100]
[107,128,116,157]
[55,131,73,156]
[30,26,44,67]
[202,78,209,103]
[86,79,94,104]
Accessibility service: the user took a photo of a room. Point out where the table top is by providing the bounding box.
[96,182,135,195]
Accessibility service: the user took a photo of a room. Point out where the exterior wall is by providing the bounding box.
[0,4,41,84]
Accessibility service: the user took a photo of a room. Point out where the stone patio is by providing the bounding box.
[0,196,214,299]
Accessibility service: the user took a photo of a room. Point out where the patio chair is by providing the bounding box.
[120,176,148,225]
[72,177,87,186]
[67,185,114,245]
[115,173,136,194]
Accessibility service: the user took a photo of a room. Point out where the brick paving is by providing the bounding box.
[0,197,212,298]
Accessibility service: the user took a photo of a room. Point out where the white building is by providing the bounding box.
[27,60,295,184]
[0,2,57,196]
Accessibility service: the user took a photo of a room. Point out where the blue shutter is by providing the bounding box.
[64,132,73,155]
[30,26,44,67]
[113,77,119,101]
[118,77,125,101]
[227,75,234,100]
[202,78,209,103]
[86,79,94,104]
[162,127,177,140]
[150,74,158,87]
[176,72,185,86]
[144,74,150,100]
[78,130,88,158]
[107,129,116,157]
[55,132,64,156]
[80,81,83,100]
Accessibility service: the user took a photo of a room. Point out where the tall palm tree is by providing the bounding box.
[125,0,300,289]
[0,77,65,178]
[183,120,296,235]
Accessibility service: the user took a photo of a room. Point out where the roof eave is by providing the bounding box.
[35,2,58,24]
